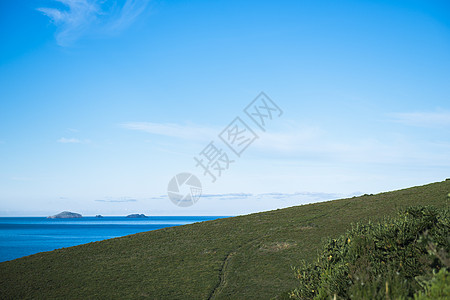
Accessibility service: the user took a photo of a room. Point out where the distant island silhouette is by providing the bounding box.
[46,212,149,218]
[47,211,82,219]
[126,214,148,218]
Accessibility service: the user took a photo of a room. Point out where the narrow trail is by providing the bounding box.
[207,236,265,299]
[207,251,235,300]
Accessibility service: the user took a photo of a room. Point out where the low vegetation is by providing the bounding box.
[286,206,449,299]
[0,180,449,299]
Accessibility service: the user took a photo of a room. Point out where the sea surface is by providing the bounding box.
[0,216,226,262]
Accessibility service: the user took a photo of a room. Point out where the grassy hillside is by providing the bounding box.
[1,180,449,299]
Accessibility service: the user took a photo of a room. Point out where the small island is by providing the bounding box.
[47,211,82,219]
[126,214,148,218]
[95,215,103,218]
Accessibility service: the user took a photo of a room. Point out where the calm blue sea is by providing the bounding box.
[0,216,226,262]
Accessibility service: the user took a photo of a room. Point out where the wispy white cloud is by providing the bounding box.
[107,0,149,31]
[38,0,100,46]
[57,137,81,143]
[389,111,450,128]
[121,119,450,168]
[120,120,378,163]
[121,121,218,141]
[95,197,137,203]
[37,0,150,46]
[11,176,34,181]
[121,120,323,151]
[198,191,353,201]
[253,125,323,153]
[142,191,362,216]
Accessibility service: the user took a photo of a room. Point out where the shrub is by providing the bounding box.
[289,206,450,299]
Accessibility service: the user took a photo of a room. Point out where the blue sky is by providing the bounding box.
[0,0,449,216]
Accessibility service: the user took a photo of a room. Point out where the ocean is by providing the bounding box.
[0,216,226,262]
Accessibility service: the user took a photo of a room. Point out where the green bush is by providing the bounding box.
[289,206,450,299]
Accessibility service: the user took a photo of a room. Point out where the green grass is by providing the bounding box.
[0,180,449,299]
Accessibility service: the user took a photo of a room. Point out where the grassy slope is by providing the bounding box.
[0,180,449,299]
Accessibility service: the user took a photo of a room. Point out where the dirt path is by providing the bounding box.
[207,251,236,299]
